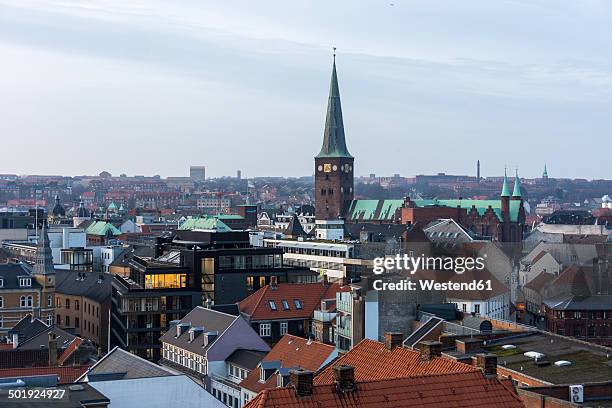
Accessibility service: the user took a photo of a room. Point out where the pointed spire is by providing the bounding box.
[33,222,55,275]
[500,168,510,197]
[512,169,522,198]
[542,164,548,178]
[316,50,352,159]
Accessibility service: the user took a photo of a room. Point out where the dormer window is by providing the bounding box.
[260,366,265,382]
[19,277,31,287]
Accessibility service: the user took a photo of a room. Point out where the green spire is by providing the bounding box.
[501,169,510,197]
[542,164,548,178]
[512,169,522,197]
[316,51,353,159]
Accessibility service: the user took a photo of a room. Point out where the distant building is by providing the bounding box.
[190,166,206,181]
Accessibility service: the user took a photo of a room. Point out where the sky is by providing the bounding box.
[1,1,611,180]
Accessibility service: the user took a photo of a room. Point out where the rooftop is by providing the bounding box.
[246,370,524,408]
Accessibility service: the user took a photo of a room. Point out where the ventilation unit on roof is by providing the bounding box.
[569,385,583,403]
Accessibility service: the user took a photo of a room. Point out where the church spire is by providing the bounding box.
[512,169,522,198]
[500,168,510,197]
[33,222,55,275]
[316,50,352,159]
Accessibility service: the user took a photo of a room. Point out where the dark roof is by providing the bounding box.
[211,303,240,316]
[55,270,112,303]
[524,271,554,293]
[159,307,237,355]
[543,294,612,311]
[17,326,77,351]
[2,383,110,408]
[79,346,175,381]
[283,214,307,237]
[8,314,48,344]
[226,349,267,370]
[0,263,41,290]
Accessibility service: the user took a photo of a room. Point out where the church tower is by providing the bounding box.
[315,53,354,222]
[33,222,55,323]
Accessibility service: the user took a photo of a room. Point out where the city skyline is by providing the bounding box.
[1,1,611,179]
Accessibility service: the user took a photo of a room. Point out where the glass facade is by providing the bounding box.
[144,273,187,289]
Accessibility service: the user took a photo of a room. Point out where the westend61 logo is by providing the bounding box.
[371,254,492,292]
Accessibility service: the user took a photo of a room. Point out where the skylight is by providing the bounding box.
[281,300,289,310]
[293,299,302,310]
[269,301,277,311]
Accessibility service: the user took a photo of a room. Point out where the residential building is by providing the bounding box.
[238,280,346,344]
[240,334,337,406]
[159,306,270,400]
[55,270,112,351]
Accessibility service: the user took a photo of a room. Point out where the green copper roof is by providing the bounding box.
[500,171,510,197]
[316,58,352,159]
[107,202,117,211]
[178,216,232,232]
[345,198,522,223]
[85,220,121,236]
[543,164,548,177]
[512,171,522,197]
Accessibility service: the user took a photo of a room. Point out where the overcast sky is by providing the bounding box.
[1,0,611,179]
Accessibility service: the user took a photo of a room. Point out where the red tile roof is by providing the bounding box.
[314,339,477,385]
[0,366,90,384]
[245,371,525,408]
[524,271,554,293]
[58,338,83,366]
[530,250,548,265]
[239,282,348,321]
[240,335,336,393]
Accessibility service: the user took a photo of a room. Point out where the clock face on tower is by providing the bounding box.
[317,165,323,171]
[323,164,332,173]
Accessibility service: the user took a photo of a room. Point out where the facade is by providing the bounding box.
[159,306,270,399]
[238,280,346,345]
[190,165,206,181]
[54,270,112,351]
[314,56,354,221]
[334,284,366,351]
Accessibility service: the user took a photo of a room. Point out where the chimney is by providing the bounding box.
[419,340,442,361]
[48,332,58,367]
[333,365,356,393]
[456,338,483,355]
[384,332,404,351]
[270,276,278,290]
[290,369,314,397]
[205,298,213,309]
[474,353,498,378]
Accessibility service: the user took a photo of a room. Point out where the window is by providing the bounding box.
[47,294,52,307]
[47,315,53,326]
[65,316,70,326]
[259,323,271,337]
[280,322,288,335]
[75,300,80,311]
[269,301,277,311]
[474,304,480,314]
[0,278,3,287]
[75,317,80,328]
[65,299,70,309]
[0,316,2,328]
[0,297,3,308]
[281,300,289,310]
[293,299,302,310]
[462,303,467,312]
[19,277,31,287]
[20,296,33,308]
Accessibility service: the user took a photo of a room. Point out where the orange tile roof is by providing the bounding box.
[0,366,90,384]
[240,334,336,393]
[314,339,477,385]
[524,271,554,292]
[58,338,83,366]
[239,282,348,321]
[245,371,525,408]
